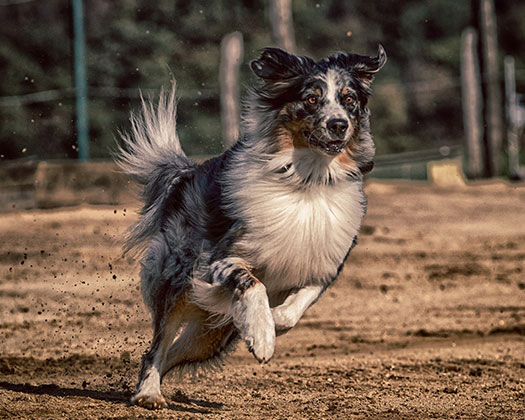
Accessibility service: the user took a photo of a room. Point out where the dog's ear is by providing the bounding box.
[335,45,387,85]
[354,45,387,75]
[250,48,314,81]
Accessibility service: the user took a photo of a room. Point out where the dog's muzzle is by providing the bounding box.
[307,117,351,156]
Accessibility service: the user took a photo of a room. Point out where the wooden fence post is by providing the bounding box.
[219,31,244,150]
[460,27,485,178]
[504,56,525,180]
[479,0,503,176]
[269,0,296,53]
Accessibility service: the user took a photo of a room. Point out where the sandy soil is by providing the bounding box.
[0,180,524,420]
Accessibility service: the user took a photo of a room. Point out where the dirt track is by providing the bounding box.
[0,181,524,420]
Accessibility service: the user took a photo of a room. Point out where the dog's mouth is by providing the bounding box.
[318,140,347,155]
[306,132,347,156]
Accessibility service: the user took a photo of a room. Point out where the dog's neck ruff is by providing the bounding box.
[224,132,366,292]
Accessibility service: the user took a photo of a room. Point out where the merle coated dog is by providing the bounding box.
[117,45,386,409]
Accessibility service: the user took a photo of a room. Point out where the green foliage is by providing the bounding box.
[0,0,524,160]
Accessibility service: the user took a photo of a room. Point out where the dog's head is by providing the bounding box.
[250,46,386,174]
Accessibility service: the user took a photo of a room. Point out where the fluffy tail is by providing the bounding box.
[116,84,196,255]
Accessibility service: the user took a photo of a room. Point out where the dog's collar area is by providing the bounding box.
[358,160,374,174]
[345,170,362,181]
[271,161,360,185]
[274,163,292,174]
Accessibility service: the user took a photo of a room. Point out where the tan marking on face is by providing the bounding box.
[274,106,311,151]
[274,126,293,150]
[335,147,358,171]
[276,125,310,150]
[334,129,363,170]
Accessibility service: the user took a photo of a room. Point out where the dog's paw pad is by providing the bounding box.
[131,393,167,410]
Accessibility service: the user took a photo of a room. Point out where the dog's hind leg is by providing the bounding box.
[192,257,275,363]
[161,318,238,377]
[131,295,187,409]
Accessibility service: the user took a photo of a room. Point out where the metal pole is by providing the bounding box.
[72,0,89,160]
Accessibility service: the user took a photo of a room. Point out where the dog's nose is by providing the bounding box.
[326,118,349,137]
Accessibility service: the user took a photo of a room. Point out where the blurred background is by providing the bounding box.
[0,0,524,178]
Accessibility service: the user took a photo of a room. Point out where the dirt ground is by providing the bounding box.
[0,180,524,420]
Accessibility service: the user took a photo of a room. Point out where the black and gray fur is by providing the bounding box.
[117,46,386,409]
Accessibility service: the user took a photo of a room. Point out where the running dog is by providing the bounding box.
[117,45,386,409]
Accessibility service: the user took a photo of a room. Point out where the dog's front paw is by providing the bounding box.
[243,315,276,363]
[232,283,275,363]
[272,305,296,336]
[131,391,167,410]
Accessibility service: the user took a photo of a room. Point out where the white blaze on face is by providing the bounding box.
[321,69,350,129]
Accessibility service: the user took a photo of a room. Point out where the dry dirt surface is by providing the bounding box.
[0,181,524,420]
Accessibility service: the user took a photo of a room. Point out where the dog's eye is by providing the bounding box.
[307,95,318,105]
[344,96,354,105]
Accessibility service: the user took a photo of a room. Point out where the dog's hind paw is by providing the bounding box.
[131,392,167,410]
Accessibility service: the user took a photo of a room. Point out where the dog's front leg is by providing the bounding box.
[272,285,325,335]
[210,258,275,363]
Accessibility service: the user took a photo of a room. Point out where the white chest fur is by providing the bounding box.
[230,169,365,292]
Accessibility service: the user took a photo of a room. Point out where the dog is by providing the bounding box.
[117,45,386,409]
